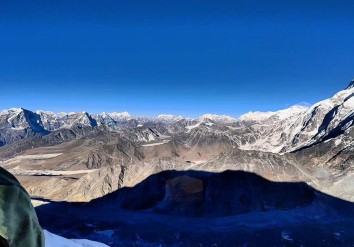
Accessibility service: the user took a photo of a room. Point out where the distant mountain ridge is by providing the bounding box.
[1,80,353,153]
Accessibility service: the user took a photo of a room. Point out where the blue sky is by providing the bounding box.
[0,0,353,117]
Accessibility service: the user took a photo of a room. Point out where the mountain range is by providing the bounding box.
[1,80,353,153]
[0,81,353,203]
[1,80,354,246]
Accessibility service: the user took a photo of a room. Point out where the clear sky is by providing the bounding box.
[0,0,353,117]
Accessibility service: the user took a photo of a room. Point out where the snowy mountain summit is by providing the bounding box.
[346,79,354,89]
[239,105,308,121]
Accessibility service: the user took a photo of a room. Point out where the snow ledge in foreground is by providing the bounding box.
[44,230,109,247]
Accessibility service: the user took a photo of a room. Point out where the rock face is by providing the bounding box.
[0,80,353,203]
[0,108,48,147]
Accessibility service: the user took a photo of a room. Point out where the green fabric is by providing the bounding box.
[0,167,44,247]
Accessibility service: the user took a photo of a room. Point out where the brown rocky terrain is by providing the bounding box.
[0,81,353,204]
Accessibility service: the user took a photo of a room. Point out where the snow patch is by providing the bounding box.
[11,127,25,130]
[44,230,109,247]
[15,153,63,160]
[186,122,201,131]
[142,140,170,147]
[281,230,293,241]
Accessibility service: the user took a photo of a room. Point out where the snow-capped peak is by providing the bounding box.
[157,114,183,122]
[239,111,274,121]
[346,79,354,89]
[240,105,309,121]
[312,82,354,110]
[105,112,131,119]
[198,114,236,123]
[0,108,24,115]
[36,110,55,115]
[273,105,309,120]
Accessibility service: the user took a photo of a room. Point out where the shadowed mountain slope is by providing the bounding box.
[89,170,317,217]
[36,170,354,246]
